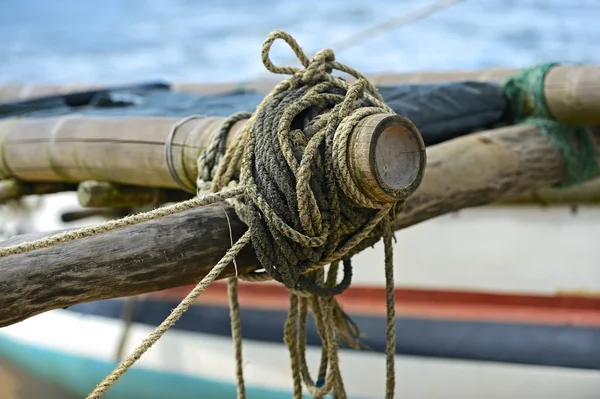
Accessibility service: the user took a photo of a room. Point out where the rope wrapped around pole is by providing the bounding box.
[0,31,427,399]
[191,30,420,399]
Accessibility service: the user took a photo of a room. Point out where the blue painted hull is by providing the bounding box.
[2,296,599,398]
[0,335,295,399]
[69,297,600,370]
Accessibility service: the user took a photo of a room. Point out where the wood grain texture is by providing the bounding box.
[348,114,426,202]
[0,124,599,327]
[395,124,600,229]
[0,204,255,327]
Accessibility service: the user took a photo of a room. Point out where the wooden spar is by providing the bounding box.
[74,177,600,208]
[0,113,426,203]
[2,65,600,124]
[178,65,600,126]
[71,177,600,208]
[0,75,503,102]
[171,69,522,94]
[7,175,600,209]
[393,124,600,229]
[0,69,528,101]
[0,124,599,327]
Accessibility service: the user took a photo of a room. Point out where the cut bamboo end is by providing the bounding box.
[348,114,426,203]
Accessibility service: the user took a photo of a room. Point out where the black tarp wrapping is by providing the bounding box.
[0,80,508,146]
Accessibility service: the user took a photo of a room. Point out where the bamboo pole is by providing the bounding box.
[3,110,600,206]
[3,113,600,208]
[176,66,600,125]
[3,65,600,124]
[0,115,233,191]
[0,124,598,327]
[0,70,519,102]
[0,113,426,203]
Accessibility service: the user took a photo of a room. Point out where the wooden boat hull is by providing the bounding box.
[1,194,600,397]
[1,300,600,399]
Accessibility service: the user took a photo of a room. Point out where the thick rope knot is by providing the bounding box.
[301,48,335,83]
[191,31,401,398]
[200,30,396,296]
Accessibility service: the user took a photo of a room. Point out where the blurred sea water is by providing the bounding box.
[0,0,599,84]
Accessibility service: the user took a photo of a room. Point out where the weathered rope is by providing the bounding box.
[87,230,252,399]
[503,63,599,187]
[0,30,403,399]
[196,30,400,398]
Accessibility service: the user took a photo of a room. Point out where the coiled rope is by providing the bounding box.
[0,30,402,399]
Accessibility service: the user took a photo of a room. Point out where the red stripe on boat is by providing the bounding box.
[144,282,600,327]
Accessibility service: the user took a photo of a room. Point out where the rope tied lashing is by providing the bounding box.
[503,62,599,188]
[0,30,408,399]
[196,30,401,398]
[200,31,398,290]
